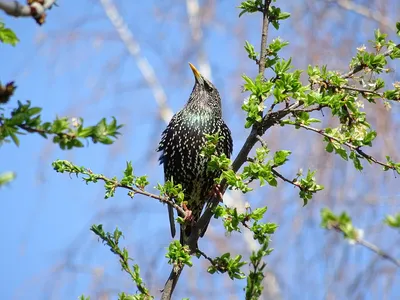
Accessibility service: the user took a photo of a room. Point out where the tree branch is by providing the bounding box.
[160,265,183,300]
[271,168,302,189]
[258,0,271,75]
[330,224,400,268]
[97,176,186,216]
[284,122,396,171]
[0,0,55,18]
[341,43,400,79]
[340,85,382,96]
[18,123,76,139]
[52,161,186,216]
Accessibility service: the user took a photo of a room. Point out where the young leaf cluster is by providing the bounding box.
[52,160,150,199]
[90,224,152,299]
[320,208,360,241]
[165,240,193,268]
[0,100,122,149]
[156,179,185,204]
[208,203,276,295]
[207,252,247,280]
[245,145,323,205]
[385,213,400,229]
[245,241,273,300]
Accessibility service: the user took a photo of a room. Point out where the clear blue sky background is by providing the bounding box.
[1,1,400,299]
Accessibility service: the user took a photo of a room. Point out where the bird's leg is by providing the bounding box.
[209,184,224,202]
[182,203,193,222]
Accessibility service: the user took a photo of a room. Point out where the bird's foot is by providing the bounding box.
[182,203,193,222]
[209,184,224,202]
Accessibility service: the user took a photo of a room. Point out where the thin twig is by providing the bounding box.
[255,134,303,189]
[341,43,400,79]
[330,224,400,268]
[284,122,395,170]
[197,249,216,266]
[290,104,326,113]
[93,174,186,216]
[340,85,381,96]
[258,0,271,76]
[271,168,302,189]
[18,124,76,139]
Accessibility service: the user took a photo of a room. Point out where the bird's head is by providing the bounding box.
[185,63,222,114]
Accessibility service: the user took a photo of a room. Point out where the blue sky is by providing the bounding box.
[1,1,400,299]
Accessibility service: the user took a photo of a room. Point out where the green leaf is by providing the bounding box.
[273,150,291,166]
[251,207,267,221]
[384,213,400,228]
[335,147,348,161]
[277,12,291,20]
[238,0,263,17]
[244,40,258,61]
[0,171,16,187]
[0,21,19,46]
[349,151,363,171]
[8,131,19,146]
[363,131,377,145]
[165,240,193,267]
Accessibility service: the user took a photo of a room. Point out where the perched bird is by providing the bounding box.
[157,63,233,246]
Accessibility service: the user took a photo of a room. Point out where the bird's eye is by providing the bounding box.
[204,80,213,91]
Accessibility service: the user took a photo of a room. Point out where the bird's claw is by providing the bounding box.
[209,184,224,202]
[182,203,193,222]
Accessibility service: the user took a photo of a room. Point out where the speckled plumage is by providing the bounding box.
[157,64,232,245]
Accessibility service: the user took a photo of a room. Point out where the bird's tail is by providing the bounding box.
[167,204,176,238]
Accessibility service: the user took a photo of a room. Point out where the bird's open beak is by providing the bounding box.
[189,63,202,82]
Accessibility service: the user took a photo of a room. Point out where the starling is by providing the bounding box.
[157,63,233,246]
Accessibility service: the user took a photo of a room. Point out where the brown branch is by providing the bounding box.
[330,224,400,268]
[18,124,76,139]
[291,104,326,113]
[0,0,55,18]
[340,85,381,96]
[271,168,302,189]
[92,175,186,217]
[258,0,271,76]
[161,266,184,300]
[284,122,396,171]
[255,134,303,189]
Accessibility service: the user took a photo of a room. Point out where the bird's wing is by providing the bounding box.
[157,113,178,237]
[156,114,177,164]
